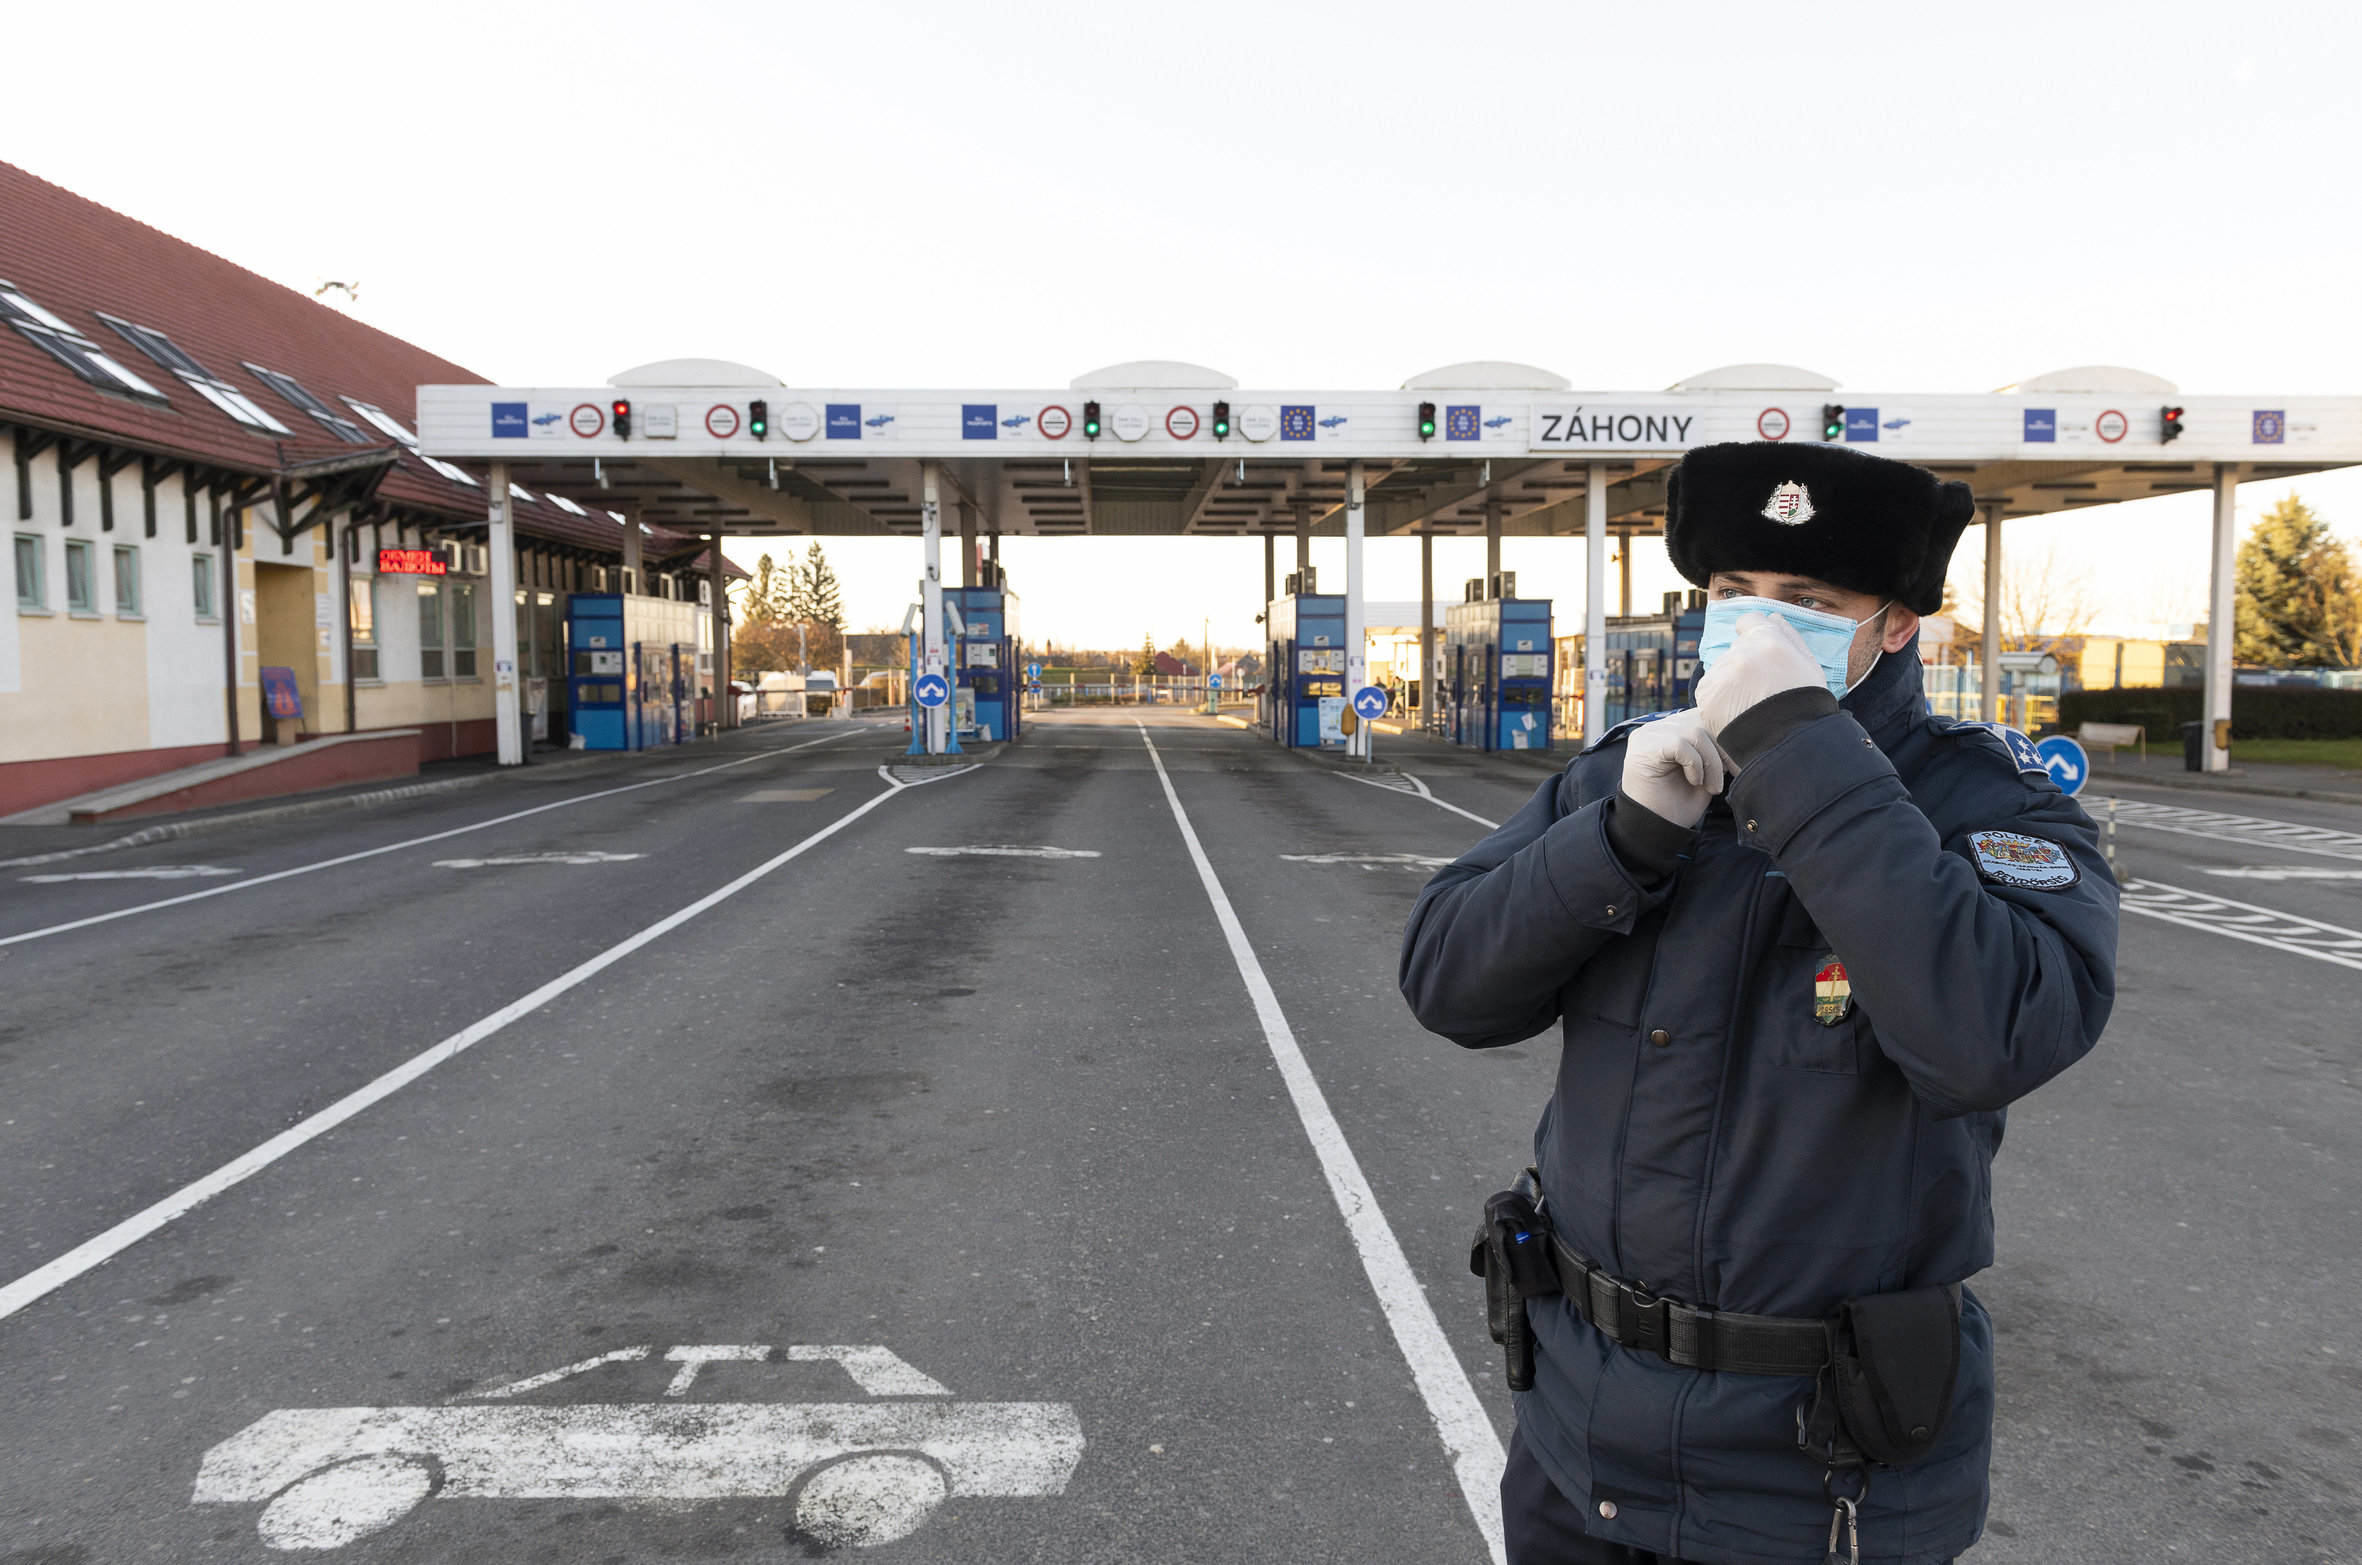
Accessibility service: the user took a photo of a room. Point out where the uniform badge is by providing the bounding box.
[1761,481,1815,525]
[1966,829,2080,890]
[1812,958,1853,1026]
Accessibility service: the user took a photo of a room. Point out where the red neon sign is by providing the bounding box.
[378,548,447,576]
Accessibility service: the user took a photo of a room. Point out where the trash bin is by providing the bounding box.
[2180,720,2204,772]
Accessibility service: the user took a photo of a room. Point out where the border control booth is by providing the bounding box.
[946,583,1022,743]
[1444,582,1554,752]
[566,592,703,751]
[1267,582,1347,749]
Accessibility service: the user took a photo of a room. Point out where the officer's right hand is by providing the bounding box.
[1619,709,1726,828]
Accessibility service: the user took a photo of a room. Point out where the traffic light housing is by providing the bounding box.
[1211,400,1231,440]
[1417,401,1437,441]
[1821,404,1845,440]
[611,399,632,439]
[748,399,768,439]
[2161,405,2185,443]
[1082,400,1102,440]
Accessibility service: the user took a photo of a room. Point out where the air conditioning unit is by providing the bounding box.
[698,578,712,607]
[1491,571,1517,600]
[1465,578,1485,603]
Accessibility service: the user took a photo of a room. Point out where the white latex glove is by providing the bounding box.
[1694,612,1827,739]
[1619,708,1728,828]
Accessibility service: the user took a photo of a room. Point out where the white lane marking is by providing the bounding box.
[20,865,241,882]
[663,1344,774,1397]
[1338,769,1502,830]
[2089,795,2362,863]
[1136,723,1505,1565]
[432,850,645,869]
[739,787,834,803]
[1280,851,1454,872]
[2120,878,2362,972]
[0,729,856,950]
[905,845,1102,859]
[2202,865,2362,882]
[473,1346,653,1401]
[785,1345,955,1397]
[0,768,913,1326]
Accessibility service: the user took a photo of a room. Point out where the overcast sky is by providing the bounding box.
[7,0,2357,649]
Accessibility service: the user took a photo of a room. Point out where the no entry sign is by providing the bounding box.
[705,405,741,439]
[569,403,605,438]
[1038,405,1072,439]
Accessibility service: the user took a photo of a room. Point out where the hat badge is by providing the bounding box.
[1762,481,1815,525]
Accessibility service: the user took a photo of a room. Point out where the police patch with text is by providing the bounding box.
[1965,830,2080,890]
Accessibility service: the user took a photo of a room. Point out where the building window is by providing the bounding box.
[417,580,445,679]
[14,534,43,610]
[350,575,378,680]
[244,363,368,443]
[113,545,141,616]
[65,539,96,613]
[451,581,478,678]
[193,554,216,620]
[99,313,291,434]
[0,282,170,403]
[341,397,477,486]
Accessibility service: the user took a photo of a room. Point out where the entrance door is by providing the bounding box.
[252,562,319,733]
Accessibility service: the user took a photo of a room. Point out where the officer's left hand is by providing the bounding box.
[1695,613,1825,738]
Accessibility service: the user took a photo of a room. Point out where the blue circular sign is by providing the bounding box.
[1351,685,1389,720]
[913,673,950,709]
[1209,674,1223,690]
[2033,734,2089,796]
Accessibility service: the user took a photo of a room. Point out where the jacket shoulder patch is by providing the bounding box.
[1948,721,2049,777]
[1966,829,2079,890]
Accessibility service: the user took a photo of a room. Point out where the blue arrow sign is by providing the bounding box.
[1352,685,1389,720]
[1027,662,1041,681]
[913,673,950,709]
[1209,674,1223,690]
[2034,734,2089,796]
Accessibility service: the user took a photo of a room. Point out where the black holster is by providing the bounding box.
[1468,1168,1556,1392]
[1797,1282,1963,1474]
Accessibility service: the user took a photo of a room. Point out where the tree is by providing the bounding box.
[802,542,845,631]
[2235,495,2360,668]
[1952,542,2097,655]
[1135,633,1158,677]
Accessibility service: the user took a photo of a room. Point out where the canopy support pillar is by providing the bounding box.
[2204,465,2241,772]
[488,461,523,766]
[1584,463,1607,746]
[1346,460,1368,760]
[922,461,947,755]
[1980,504,2003,724]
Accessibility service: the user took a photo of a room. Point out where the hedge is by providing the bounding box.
[2056,685,2362,741]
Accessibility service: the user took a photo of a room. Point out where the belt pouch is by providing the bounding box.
[1468,1185,1554,1391]
[1828,1283,1962,1468]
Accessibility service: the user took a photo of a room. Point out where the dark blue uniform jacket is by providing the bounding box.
[1400,645,2118,1565]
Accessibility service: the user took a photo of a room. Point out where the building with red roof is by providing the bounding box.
[0,160,734,815]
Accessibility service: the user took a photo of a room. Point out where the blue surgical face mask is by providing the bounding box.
[1697,596,1892,699]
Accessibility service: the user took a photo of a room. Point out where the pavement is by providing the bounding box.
[0,710,2355,1563]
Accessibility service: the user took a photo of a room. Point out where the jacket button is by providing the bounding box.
[1598,1500,1618,1520]
[1744,818,1758,833]
[1649,1028,1671,1048]
[1603,905,1616,918]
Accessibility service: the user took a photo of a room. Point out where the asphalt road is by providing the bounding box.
[0,712,2354,1564]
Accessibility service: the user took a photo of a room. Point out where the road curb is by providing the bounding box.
[2089,771,2362,810]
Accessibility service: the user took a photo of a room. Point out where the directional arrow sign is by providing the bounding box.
[2033,735,2089,797]
[913,674,950,709]
[1351,686,1389,721]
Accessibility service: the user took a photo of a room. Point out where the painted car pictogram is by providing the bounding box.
[193,1344,1083,1551]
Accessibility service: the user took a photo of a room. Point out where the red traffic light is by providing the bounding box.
[611,399,632,439]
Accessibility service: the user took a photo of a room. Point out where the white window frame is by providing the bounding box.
[244,362,368,444]
[112,544,141,618]
[98,313,290,435]
[342,397,477,486]
[64,538,96,615]
[14,533,45,611]
[193,553,217,621]
[0,283,169,402]
[417,579,446,681]
[450,580,478,679]
[349,574,379,682]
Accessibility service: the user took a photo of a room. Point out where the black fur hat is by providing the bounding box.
[1664,442,1975,615]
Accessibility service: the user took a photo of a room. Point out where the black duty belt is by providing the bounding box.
[1547,1234,1832,1377]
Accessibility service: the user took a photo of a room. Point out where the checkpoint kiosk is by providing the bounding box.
[1445,585,1554,752]
[1266,585,1349,749]
[1576,590,1708,732]
[565,591,702,751]
[945,583,1022,743]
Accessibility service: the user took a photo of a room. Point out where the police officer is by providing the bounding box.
[1400,442,2119,1565]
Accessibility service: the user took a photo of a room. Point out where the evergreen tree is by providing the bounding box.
[2235,496,2357,667]
[1136,633,1158,676]
[803,542,846,630]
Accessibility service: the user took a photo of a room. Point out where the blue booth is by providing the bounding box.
[945,584,1022,743]
[1266,592,1348,748]
[1444,595,1554,751]
[565,592,701,751]
[1592,592,1706,730]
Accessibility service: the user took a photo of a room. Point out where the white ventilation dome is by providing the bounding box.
[1070,360,1237,390]
[1999,365,2179,395]
[1666,363,1839,392]
[609,358,783,387]
[1402,361,1570,390]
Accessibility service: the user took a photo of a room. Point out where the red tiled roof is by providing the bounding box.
[0,159,674,560]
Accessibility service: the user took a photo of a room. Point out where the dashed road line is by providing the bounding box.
[2091,796,2362,863]
[0,729,856,950]
[2118,878,2362,973]
[0,763,924,1327]
[1137,722,1505,1565]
